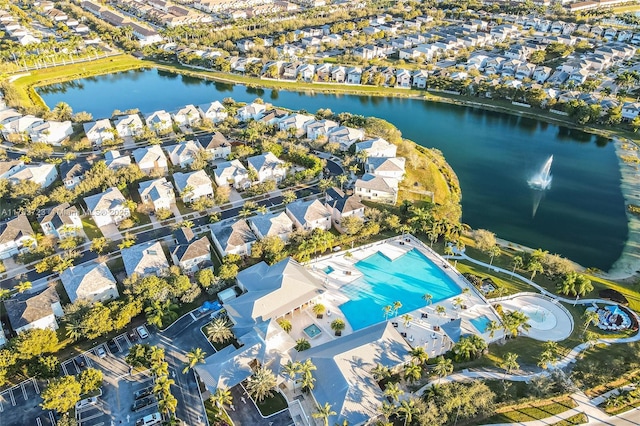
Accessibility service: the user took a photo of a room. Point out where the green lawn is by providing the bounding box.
[131,211,151,226]
[551,413,588,425]
[255,391,288,417]
[484,396,577,424]
[81,217,103,240]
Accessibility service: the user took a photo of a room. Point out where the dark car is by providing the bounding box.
[134,386,154,400]
[74,355,86,369]
[132,395,156,412]
[107,339,120,354]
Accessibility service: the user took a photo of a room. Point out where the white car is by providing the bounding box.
[136,412,162,426]
[75,397,97,410]
[96,347,106,358]
[136,326,149,339]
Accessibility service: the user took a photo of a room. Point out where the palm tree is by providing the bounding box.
[312,402,336,426]
[511,255,523,274]
[283,361,301,389]
[433,356,453,379]
[14,281,32,293]
[409,347,429,366]
[182,348,206,374]
[313,303,326,318]
[575,275,593,300]
[500,353,519,380]
[401,314,412,328]
[158,393,178,416]
[65,319,84,342]
[403,363,422,383]
[378,401,397,422]
[277,318,292,333]
[583,330,599,348]
[452,297,464,310]
[331,318,346,336]
[392,300,402,317]
[382,305,392,320]
[453,337,476,361]
[487,245,501,267]
[206,318,234,344]
[398,398,418,426]
[527,260,543,280]
[383,382,404,402]
[295,338,311,351]
[582,310,599,334]
[486,320,501,339]
[210,387,233,408]
[436,305,446,317]
[371,363,391,382]
[153,375,175,395]
[145,300,178,328]
[422,293,433,305]
[246,367,277,402]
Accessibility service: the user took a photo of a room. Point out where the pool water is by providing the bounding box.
[323,266,334,274]
[470,315,492,333]
[303,324,322,339]
[339,249,462,330]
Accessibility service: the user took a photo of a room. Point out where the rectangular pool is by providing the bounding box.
[470,315,491,333]
[339,249,462,330]
[303,324,322,339]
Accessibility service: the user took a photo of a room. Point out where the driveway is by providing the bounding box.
[227,384,294,426]
[98,223,121,240]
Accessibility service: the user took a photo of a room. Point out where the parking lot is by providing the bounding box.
[0,379,55,426]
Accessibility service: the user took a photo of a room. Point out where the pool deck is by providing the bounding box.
[303,235,505,356]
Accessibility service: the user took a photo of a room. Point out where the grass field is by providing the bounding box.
[484,396,577,424]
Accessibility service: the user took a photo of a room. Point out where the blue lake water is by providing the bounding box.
[36,68,629,270]
[339,249,462,330]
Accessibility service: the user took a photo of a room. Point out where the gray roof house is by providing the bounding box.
[5,287,64,334]
[293,322,411,426]
[213,159,250,190]
[366,157,406,180]
[173,170,213,203]
[211,219,256,257]
[40,203,83,239]
[247,152,287,183]
[324,187,365,229]
[197,132,231,160]
[165,140,204,168]
[84,187,130,228]
[104,150,132,170]
[133,145,169,176]
[0,214,35,259]
[355,173,398,204]
[248,211,294,241]
[122,240,170,278]
[60,262,119,303]
[138,178,176,212]
[171,227,211,273]
[285,199,332,231]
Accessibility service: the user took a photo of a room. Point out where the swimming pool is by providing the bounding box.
[339,249,462,330]
[470,315,492,333]
[323,265,334,275]
[303,324,322,339]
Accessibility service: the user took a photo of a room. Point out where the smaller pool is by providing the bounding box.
[470,315,491,333]
[303,324,322,339]
[323,266,334,275]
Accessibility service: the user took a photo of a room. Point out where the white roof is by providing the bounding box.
[60,262,117,302]
[121,240,170,277]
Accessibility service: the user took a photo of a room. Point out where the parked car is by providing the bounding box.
[136,326,149,339]
[76,397,97,410]
[129,331,139,342]
[134,386,154,400]
[132,396,156,412]
[107,339,120,354]
[96,347,106,358]
[74,355,86,369]
[136,412,162,426]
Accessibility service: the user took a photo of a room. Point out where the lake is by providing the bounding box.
[37,68,628,270]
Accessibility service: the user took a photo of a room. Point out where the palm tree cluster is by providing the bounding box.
[206,317,234,346]
[452,335,487,362]
[558,272,594,299]
[499,310,531,338]
[283,358,317,392]
[144,346,178,419]
[537,341,563,370]
[245,366,278,402]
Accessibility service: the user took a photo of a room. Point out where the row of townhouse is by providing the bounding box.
[80,0,162,45]
[0,106,73,145]
[0,8,42,45]
[111,0,212,28]
[82,101,228,145]
[210,188,365,256]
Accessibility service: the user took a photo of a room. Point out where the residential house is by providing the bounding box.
[346,67,362,85]
[247,152,287,184]
[0,115,43,142]
[0,215,35,259]
[5,287,63,334]
[327,126,364,151]
[396,69,412,88]
[60,262,119,303]
[114,114,144,138]
[165,140,204,168]
[133,145,169,175]
[355,138,397,159]
[532,66,552,83]
[104,150,132,170]
[83,119,115,146]
[330,65,346,83]
[236,102,267,121]
[249,211,294,241]
[515,63,536,80]
[278,113,315,137]
[198,101,228,123]
[198,132,231,160]
[213,160,250,189]
[145,110,173,134]
[355,173,398,204]
[622,102,640,120]
[569,69,589,85]
[297,64,315,82]
[258,108,289,126]
[305,119,338,140]
[324,187,365,230]
[40,203,82,239]
[84,187,131,227]
[173,170,213,203]
[173,104,201,127]
[5,163,58,188]
[366,157,406,180]
[412,70,429,89]
[315,63,332,82]
[59,158,93,189]
[138,178,176,212]
[286,199,332,231]
[122,240,170,277]
[171,227,211,273]
[29,120,73,145]
[211,219,256,257]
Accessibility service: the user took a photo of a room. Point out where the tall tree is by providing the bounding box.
[40,376,82,413]
[182,348,206,374]
[246,367,277,402]
[312,402,336,426]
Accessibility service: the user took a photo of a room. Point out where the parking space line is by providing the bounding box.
[9,388,15,406]
[36,416,42,426]
[21,383,27,400]
[48,411,55,424]
[33,379,40,394]
[0,394,4,412]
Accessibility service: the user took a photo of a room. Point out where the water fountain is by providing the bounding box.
[528,155,553,190]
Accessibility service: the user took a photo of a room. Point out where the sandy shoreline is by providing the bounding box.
[605,139,640,280]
